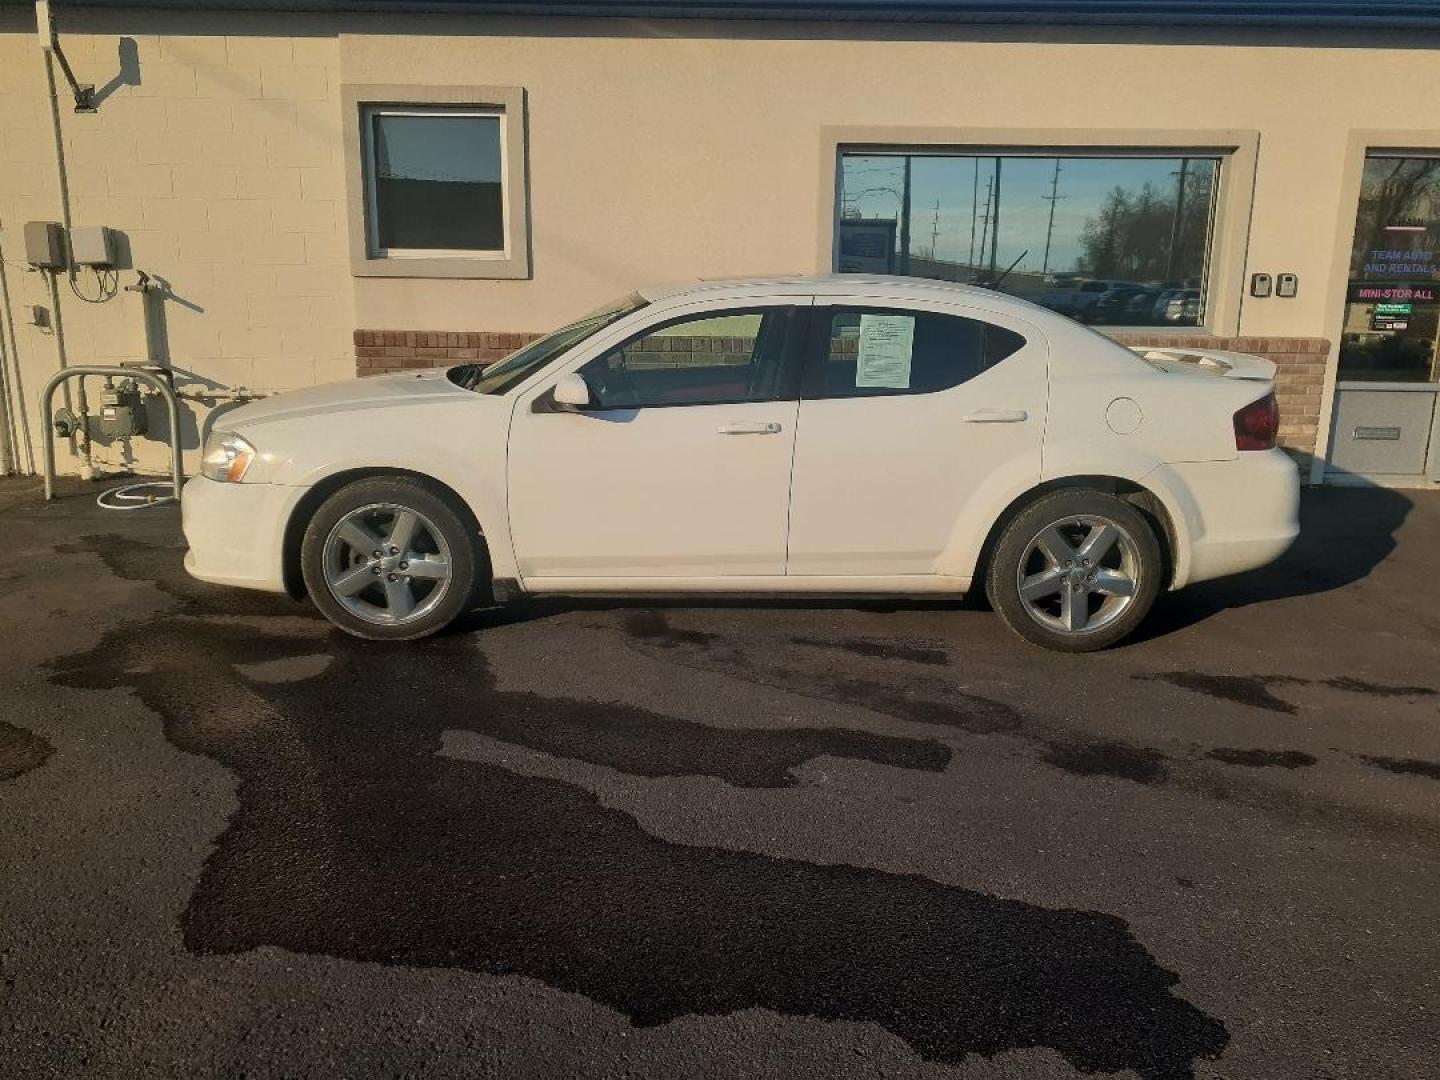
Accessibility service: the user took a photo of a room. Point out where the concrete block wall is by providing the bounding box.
[0,14,353,476]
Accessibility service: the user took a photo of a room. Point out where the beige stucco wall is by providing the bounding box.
[338,19,1440,342]
[3,9,1440,478]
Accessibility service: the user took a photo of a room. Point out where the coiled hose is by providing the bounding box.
[96,480,178,510]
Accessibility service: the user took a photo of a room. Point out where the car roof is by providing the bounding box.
[636,273,1045,313]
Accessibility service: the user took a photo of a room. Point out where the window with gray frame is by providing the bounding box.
[344,85,528,279]
[836,151,1221,328]
[363,107,507,256]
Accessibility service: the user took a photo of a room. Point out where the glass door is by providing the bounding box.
[1330,154,1440,481]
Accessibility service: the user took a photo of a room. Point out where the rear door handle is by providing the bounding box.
[717,421,783,435]
[961,409,1028,424]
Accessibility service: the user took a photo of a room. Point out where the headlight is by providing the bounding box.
[200,432,257,483]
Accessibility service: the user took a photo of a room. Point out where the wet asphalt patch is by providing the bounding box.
[1041,738,1170,785]
[42,533,1233,1079]
[0,721,53,782]
[791,635,951,666]
[1361,755,1440,781]
[1206,748,1317,770]
[1137,672,1301,714]
[1138,670,1438,715]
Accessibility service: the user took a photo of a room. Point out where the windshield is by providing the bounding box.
[449,293,648,395]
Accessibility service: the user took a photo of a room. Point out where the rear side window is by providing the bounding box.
[810,308,1026,399]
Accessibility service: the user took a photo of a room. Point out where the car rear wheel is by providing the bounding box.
[986,489,1162,652]
[300,476,484,641]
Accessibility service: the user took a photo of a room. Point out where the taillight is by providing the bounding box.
[1233,393,1279,451]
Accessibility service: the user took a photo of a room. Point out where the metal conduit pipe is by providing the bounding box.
[36,0,92,474]
[40,366,183,502]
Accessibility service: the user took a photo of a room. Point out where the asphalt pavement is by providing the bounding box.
[1,476,1438,1079]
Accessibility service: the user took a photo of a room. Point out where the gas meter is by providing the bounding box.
[99,378,149,438]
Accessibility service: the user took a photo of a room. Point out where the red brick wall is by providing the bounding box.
[354,330,542,376]
[356,328,1329,464]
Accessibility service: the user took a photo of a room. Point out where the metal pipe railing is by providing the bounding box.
[40,366,183,501]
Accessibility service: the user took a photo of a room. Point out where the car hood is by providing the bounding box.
[222,370,476,432]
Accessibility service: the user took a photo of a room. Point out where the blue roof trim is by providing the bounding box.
[12,0,1440,28]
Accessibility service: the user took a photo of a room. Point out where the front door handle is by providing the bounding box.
[961,409,1028,424]
[718,421,783,435]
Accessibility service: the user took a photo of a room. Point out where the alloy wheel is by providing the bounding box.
[321,502,453,626]
[1015,514,1141,635]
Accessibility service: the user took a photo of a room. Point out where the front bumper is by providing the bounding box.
[181,476,301,593]
[1147,449,1301,588]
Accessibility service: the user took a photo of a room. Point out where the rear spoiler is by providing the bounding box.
[1130,347,1277,381]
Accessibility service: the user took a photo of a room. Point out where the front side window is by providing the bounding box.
[453,293,648,395]
[576,308,798,409]
[836,151,1221,328]
[1338,154,1440,383]
[810,308,1026,399]
[364,107,506,256]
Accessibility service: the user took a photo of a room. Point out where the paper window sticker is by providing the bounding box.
[854,314,916,389]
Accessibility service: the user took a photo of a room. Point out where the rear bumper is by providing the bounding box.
[1146,450,1301,588]
[181,476,300,593]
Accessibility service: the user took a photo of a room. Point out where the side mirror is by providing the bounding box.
[552,372,591,409]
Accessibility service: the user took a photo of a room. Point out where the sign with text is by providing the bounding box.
[1348,282,1440,304]
[854,314,915,388]
[1370,314,1410,331]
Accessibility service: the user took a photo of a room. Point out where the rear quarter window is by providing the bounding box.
[813,308,1027,399]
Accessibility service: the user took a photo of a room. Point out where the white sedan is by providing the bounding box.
[183,275,1299,651]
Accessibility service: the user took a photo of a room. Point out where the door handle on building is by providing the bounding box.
[960,409,1028,424]
[717,421,783,435]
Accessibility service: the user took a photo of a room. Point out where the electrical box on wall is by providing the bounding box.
[23,221,66,269]
[1276,273,1299,298]
[1250,272,1273,298]
[70,225,116,268]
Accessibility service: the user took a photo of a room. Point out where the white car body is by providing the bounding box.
[183,275,1298,624]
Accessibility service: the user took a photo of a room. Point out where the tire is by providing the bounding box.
[299,475,485,641]
[985,488,1162,653]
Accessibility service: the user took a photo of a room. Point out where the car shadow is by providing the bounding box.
[456,476,1416,645]
[1133,478,1415,642]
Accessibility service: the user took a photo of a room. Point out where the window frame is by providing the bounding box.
[833,148,1222,332]
[817,127,1258,338]
[342,84,529,280]
[573,305,807,411]
[799,304,1027,401]
[361,105,509,260]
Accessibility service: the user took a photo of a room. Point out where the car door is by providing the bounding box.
[786,298,1048,578]
[508,297,808,581]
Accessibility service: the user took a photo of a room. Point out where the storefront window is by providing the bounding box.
[835,151,1220,327]
[1338,155,1440,383]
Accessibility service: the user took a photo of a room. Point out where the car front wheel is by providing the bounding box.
[986,489,1162,652]
[300,476,484,641]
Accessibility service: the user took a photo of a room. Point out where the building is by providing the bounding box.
[3,0,1440,487]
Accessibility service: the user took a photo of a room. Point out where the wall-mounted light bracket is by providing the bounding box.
[36,0,96,112]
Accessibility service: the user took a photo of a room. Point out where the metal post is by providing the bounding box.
[897,155,912,276]
[1042,159,1066,275]
[989,157,1002,279]
[1166,158,1190,282]
[40,366,183,501]
[968,159,979,270]
[0,228,34,475]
